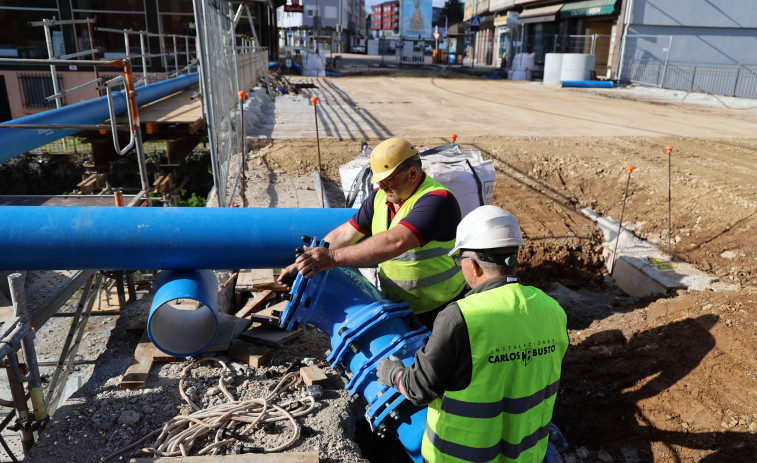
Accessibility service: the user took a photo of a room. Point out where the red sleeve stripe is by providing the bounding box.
[349,219,370,236]
[428,189,449,197]
[400,221,426,246]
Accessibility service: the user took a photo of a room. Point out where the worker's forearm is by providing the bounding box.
[331,231,405,268]
[323,222,363,249]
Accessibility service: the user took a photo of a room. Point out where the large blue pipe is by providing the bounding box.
[561,80,615,88]
[0,206,354,270]
[0,73,199,163]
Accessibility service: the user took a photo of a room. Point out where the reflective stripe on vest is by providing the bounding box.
[440,379,560,419]
[425,420,552,462]
[422,283,569,463]
[372,175,464,313]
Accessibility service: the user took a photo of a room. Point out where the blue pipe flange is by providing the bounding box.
[279,242,431,463]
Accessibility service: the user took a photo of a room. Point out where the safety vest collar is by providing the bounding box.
[425,421,552,462]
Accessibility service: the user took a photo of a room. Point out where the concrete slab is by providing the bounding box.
[581,208,735,297]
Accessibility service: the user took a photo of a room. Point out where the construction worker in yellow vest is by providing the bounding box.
[278,137,466,328]
[377,205,570,462]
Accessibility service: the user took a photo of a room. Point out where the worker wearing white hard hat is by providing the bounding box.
[279,137,466,328]
[377,205,570,463]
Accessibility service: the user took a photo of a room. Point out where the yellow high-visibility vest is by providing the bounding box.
[372,176,464,313]
[422,283,569,462]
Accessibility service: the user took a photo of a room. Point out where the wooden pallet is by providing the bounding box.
[235,269,289,310]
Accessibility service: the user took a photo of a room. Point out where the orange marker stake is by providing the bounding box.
[451,133,457,143]
[611,166,635,275]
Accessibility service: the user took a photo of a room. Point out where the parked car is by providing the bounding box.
[352,45,366,54]
[424,44,433,55]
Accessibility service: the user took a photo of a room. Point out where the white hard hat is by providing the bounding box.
[449,205,526,255]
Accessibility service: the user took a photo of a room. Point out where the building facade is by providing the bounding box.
[614,0,757,97]
[0,0,279,121]
[278,0,365,53]
[371,1,400,39]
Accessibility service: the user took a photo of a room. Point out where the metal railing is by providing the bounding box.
[193,0,270,207]
[627,60,757,99]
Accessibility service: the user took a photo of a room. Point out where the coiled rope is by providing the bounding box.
[101,358,316,462]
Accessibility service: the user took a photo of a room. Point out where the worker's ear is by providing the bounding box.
[407,165,419,181]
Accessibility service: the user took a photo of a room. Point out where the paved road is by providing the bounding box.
[258,75,757,139]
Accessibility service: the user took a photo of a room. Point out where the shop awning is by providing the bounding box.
[494,15,509,27]
[560,0,617,18]
[518,4,564,24]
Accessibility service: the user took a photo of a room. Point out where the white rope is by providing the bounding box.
[101,358,316,462]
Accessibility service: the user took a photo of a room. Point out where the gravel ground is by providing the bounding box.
[24,289,371,463]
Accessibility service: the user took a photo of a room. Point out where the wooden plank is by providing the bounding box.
[130,451,319,462]
[236,269,275,292]
[121,332,153,389]
[235,290,274,318]
[121,331,179,389]
[228,340,272,367]
[299,366,327,386]
[132,88,203,125]
[238,326,303,347]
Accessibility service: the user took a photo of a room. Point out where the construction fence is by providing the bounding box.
[620,34,757,100]
[192,0,269,208]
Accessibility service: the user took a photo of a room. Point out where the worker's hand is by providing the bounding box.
[295,246,336,279]
[277,262,299,289]
[377,355,405,388]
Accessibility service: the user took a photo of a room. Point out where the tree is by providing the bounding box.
[440,0,463,26]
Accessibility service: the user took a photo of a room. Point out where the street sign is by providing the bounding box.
[470,16,481,32]
[284,0,303,13]
[433,31,440,40]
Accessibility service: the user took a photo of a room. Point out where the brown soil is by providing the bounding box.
[253,135,757,462]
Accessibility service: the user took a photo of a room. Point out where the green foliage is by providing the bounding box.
[177,188,207,207]
[441,0,464,25]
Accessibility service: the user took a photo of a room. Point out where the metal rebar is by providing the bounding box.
[45,273,102,416]
[87,20,104,97]
[610,166,634,275]
[29,18,96,27]
[6,274,37,453]
[44,77,102,101]
[312,97,325,208]
[0,57,119,66]
[667,146,673,253]
[8,275,48,424]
